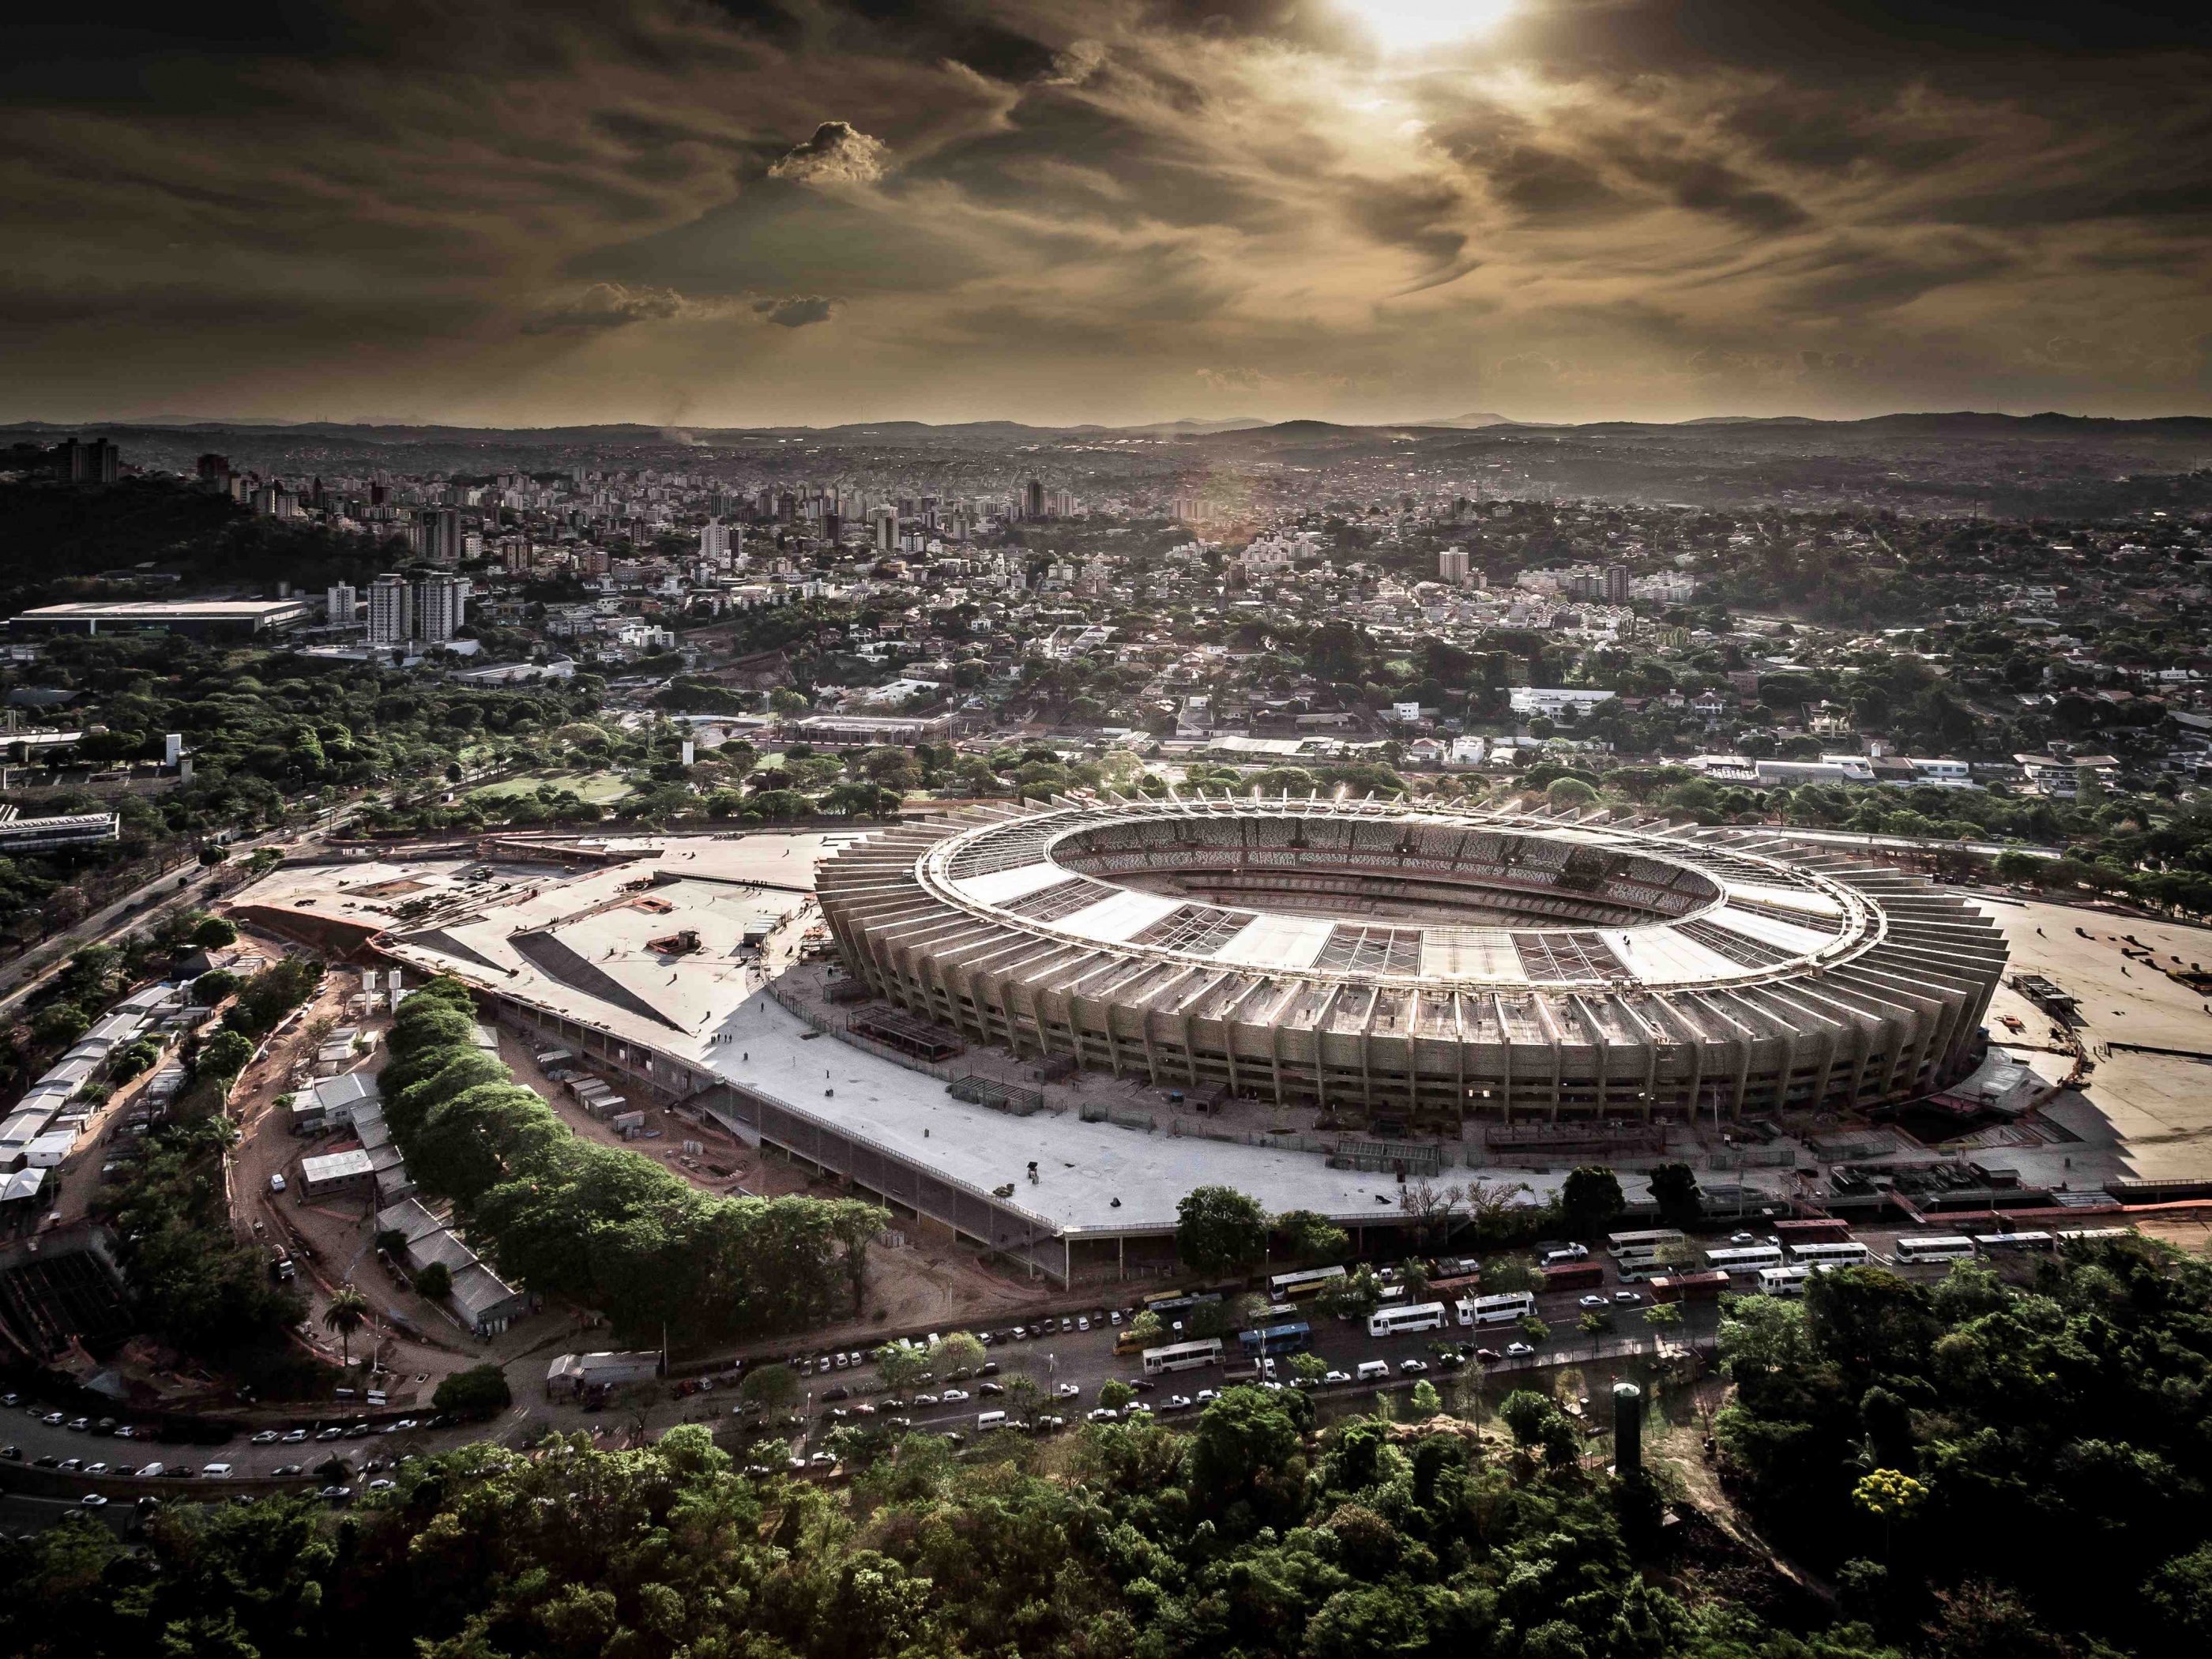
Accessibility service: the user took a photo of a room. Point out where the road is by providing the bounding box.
[0,1275,1725,1487]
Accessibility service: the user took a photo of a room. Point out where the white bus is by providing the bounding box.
[1268,1265,1347,1301]
[1894,1235,1979,1264]
[1788,1241,1872,1268]
[1757,1266,1814,1298]
[1973,1231,2055,1256]
[2054,1227,2131,1247]
[1142,1338,1224,1375]
[1616,1259,1680,1284]
[1607,1228,1686,1264]
[1367,1300,1449,1339]
[1456,1291,1536,1328]
[1704,1245,1785,1274]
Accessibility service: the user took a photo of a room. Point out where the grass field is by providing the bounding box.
[468,769,635,805]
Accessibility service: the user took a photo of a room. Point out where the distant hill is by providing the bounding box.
[1407,412,1520,429]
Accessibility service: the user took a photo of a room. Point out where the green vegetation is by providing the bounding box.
[1717,1240,2212,1653]
[0,1382,1909,1659]
[103,1120,305,1367]
[1174,1183,1270,1277]
[382,976,887,1345]
[431,1362,512,1420]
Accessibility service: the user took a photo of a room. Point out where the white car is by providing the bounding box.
[78,1493,110,1507]
[1398,1359,1428,1375]
[283,1429,308,1443]
[269,1173,287,1194]
[1323,1370,1352,1386]
[1577,1294,1608,1310]
[1085,1407,1120,1423]
[251,1431,280,1445]
[1505,1341,1535,1358]
[1195,1388,1219,1405]
[939,1389,969,1404]
[1613,1290,1645,1306]
[1160,1395,1194,1413]
[1053,1382,1080,1399]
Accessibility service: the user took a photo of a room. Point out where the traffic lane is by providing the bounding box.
[788,1298,1723,1437]
[0,1490,133,1540]
[0,1407,450,1477]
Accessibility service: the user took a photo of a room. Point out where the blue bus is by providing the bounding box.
[1238,1321,1312,1358]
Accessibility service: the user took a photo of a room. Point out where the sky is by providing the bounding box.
[4,1,2210,429]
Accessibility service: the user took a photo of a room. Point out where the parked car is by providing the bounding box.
[251,1431,280,1445]
[1504,1342,1534,1358]
[1160,1395,1194,1413]
[269,1173,287,1194]
[1322,1369,1352,1386]
[1612,1290,1645,1306]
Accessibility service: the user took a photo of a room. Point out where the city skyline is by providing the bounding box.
[6,1,2209,430]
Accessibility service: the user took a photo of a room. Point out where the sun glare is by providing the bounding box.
[1344,0,1517,52]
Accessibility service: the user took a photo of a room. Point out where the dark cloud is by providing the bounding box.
[0,0,2205,423]
[753,293,837,327]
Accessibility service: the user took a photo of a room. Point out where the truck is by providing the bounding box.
[1650,1270,1731,1304]
[547,1350,661,1398]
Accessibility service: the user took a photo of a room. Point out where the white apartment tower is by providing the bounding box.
[1439,547,1471,585]
[367,573,411,645]
[326,582,358,625]
[412,571,466,643]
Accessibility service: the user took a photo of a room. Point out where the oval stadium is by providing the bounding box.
[819,793,2010,1127]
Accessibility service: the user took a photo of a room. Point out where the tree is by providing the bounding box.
[1188,1386,1309,1532]
[1646,1162,1703,1229]
[930,1331,986,1375]
[195,1029,254,1085]
[1643,1300,1684,1338]
[873,1342,932,1394]
[1578,1308,1612,1355]
[1274,1209,1349,1266]
[1097,1379,1135,1413]
[414,1259,452,1300]
[1409,1379,1442,1416]
[739,1364,799,1413]
[1558,1165,1625,1236]
[1499,1388,1557,1446]
[1176,1184,1268,1277]
[1852,1467,1928,1563]
[431,1362,511,1420]
[1518,1314,1552,1348]
[1288,1351,1329,1386]
[194,969,241,1005]
[322,1284,371,1370]
[1127,1309,1164,1348]
[191,915,239,947]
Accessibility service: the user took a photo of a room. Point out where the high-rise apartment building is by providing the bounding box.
[414,507,464,565]
[412,572,465,643]
[58,438,119,484]
[367,574,412,645]
[699,520,731,563]
[1025,478,1045,520]
[1439,547,1470,585]
[1603,563,1631,604]
[326,583,359,626]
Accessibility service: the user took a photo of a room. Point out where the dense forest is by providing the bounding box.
[2,1383,1895,1659]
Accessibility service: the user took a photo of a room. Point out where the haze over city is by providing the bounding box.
[7,0,2210,428]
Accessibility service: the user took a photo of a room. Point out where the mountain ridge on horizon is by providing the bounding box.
[7,408,2212,443]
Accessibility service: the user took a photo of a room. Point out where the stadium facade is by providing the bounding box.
[819,795,2009,1127]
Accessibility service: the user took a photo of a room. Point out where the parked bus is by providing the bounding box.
[1757,1266,1813,1298]
[1540,1261,1604,1293]
[1456,1291,1537,1328]
[1267,1265,1347,1301]
[1142,1338,1224,1376]
[1616,1259,1680,1284]
[2054,1227,2132,1247]
[1366,1300,1449,1339]
[1894,1235,1979,1264]
[1607,1228,1687,1264]
[1788,1241,1872,1268]
[1113,1329,1146,1356]
[1774,1217,1853,1247]
[1651,1270,1730,1304]
[1703,1245,1784,1274]
[1238,1322,1312,1358]
[1974,1231,2056,1256]
[1143,1290,1224,1319]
